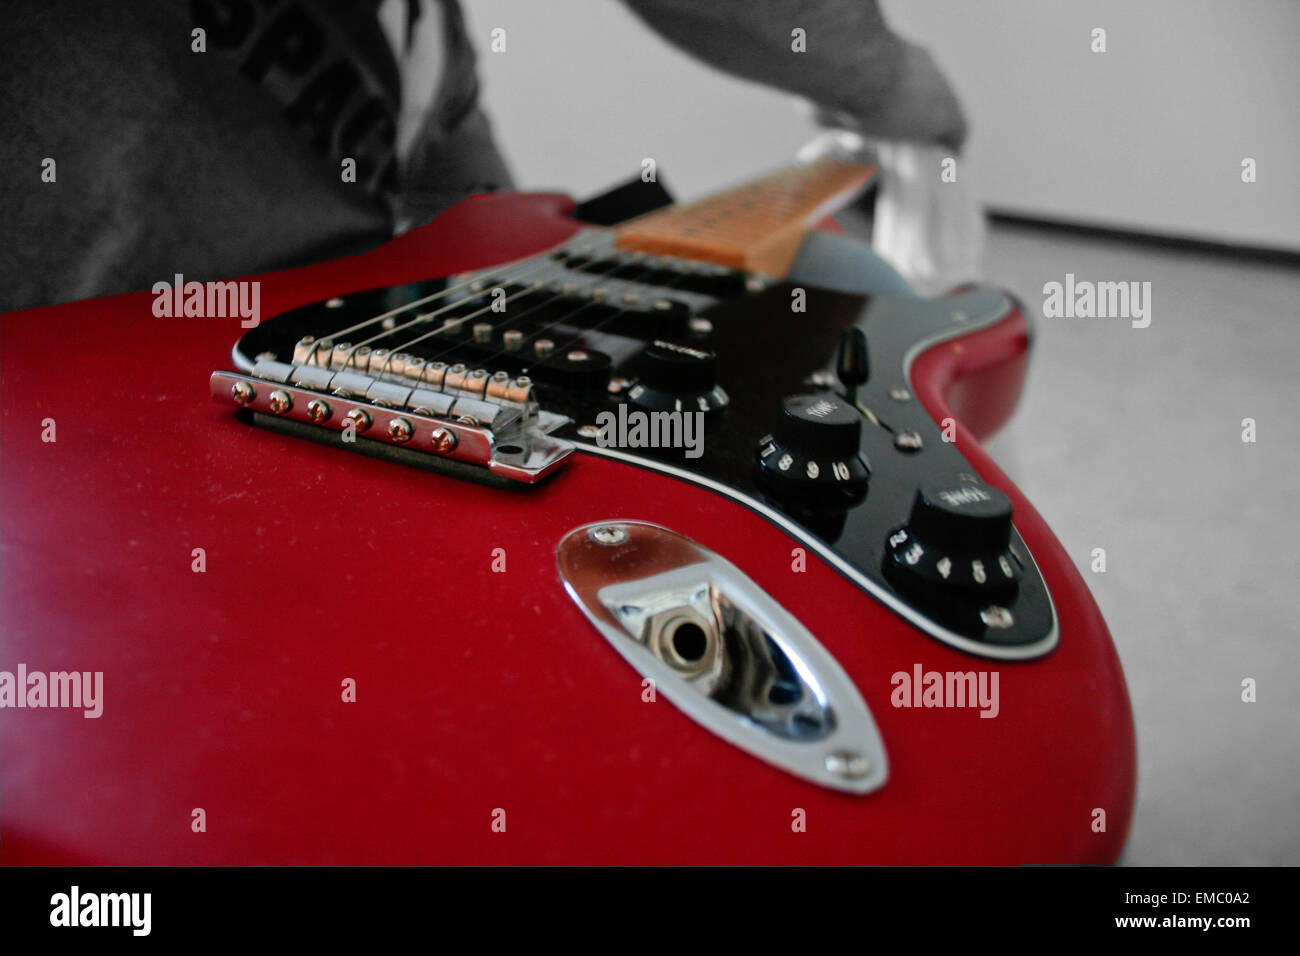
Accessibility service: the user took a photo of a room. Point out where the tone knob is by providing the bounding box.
[908,480,1014,554]
[885,478,1022,597]
[627,339,729,412]
[757,393,870,507]
[774,393,863,460]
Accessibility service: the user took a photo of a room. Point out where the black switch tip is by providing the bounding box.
[837,328,869,399]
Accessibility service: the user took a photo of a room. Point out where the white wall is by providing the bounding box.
[882,0,1300,250]
[462,0,822,201]
[464,0,1300,250]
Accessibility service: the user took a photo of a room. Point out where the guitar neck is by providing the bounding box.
[613,156,876,277]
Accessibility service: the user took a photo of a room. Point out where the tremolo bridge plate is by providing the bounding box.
[210,367,573,484]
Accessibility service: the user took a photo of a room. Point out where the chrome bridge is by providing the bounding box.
[210,357,574,484]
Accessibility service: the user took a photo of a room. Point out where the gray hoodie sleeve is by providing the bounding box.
[618,0,966,150]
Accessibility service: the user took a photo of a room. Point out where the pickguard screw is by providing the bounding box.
[577,424,599,439]
[307,399,331,423]
[688,317,713,335]
[590,525,627,546]
[894,430,923,452]
[326,297,344,309]
[889,388,912,402]
[825,750,871,779]
[981,606,1014,629]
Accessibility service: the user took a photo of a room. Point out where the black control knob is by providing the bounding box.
[908,480,1014,554]
[757,393,870,507]
[885,478,1022,596]
[773,393,862,459]
[628,339,729,412]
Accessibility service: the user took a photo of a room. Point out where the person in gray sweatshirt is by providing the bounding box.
[0,0,965,312]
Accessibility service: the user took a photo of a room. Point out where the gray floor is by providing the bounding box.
[976,224,1299,865]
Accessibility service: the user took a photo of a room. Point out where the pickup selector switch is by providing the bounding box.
[885,478,1023,598]
[757,393,870,507]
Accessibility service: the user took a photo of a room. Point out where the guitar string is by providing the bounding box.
[331,230,633,375]
[359,238,659,376]
[414,247,711,379]
[336,251,594,362]
[387,240,712,379]
[441,183,845,372]
[310,174,802,372]
[369,240,708,378]
[308,228,612,357]
[328,160,833,359]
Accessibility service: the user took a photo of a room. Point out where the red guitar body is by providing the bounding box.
[0,191,1135,864]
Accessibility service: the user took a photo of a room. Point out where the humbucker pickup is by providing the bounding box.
[210,359,574,484]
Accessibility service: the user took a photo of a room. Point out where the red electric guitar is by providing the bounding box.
[1,157,1135,865]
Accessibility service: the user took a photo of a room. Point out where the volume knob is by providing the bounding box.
[628,339,729,412]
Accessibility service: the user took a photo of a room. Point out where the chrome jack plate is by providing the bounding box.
[557,521,888,794]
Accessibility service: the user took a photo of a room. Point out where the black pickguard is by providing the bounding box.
[234,261,1055,657]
